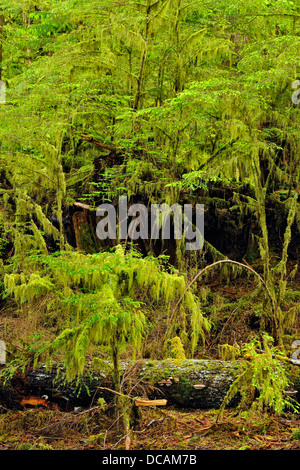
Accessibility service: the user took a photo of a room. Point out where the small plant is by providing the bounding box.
[170,336,186,360]
[17,443,32,450]
[290,427,300,441]
[87,432,105,447]
[96,398,107,412]
[217,334,299,422]
[17,441,54,450]
[219,343,241,361]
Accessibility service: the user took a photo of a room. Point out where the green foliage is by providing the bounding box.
[217,334,299,421]
[0,0,300,424]
[219,343,241,361]
[290,427,300,441]
[4,272,55,303]
[169,336,186,360]
[3,245,209,382]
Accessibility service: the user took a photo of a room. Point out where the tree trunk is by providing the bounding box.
[1,359,300,411]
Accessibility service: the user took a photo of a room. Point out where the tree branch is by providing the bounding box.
[79,134,121,151]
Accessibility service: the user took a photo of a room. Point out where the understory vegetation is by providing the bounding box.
[0,0,300,450]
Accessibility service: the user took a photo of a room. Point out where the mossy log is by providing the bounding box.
[1,359,299,411]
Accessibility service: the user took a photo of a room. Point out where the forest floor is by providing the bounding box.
[0,405,300,451]
[1,260,300,451]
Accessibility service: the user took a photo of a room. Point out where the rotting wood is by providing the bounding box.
[73,201,91,211]
[135,399,167,407]
[1,359,300,411]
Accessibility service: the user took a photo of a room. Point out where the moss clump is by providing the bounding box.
[17,441,54,450]
[290,427,300,441]
[170,336,186,360]
[87,432,105,446]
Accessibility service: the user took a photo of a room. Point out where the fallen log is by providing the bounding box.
[1,359,299,411]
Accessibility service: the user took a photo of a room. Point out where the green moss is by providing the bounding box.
[170,336,186,360]
[290,427,300,441]
[87,433,105,446]
[171,376,194,405]
[17,441,54,450]
[17,443,32,450]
